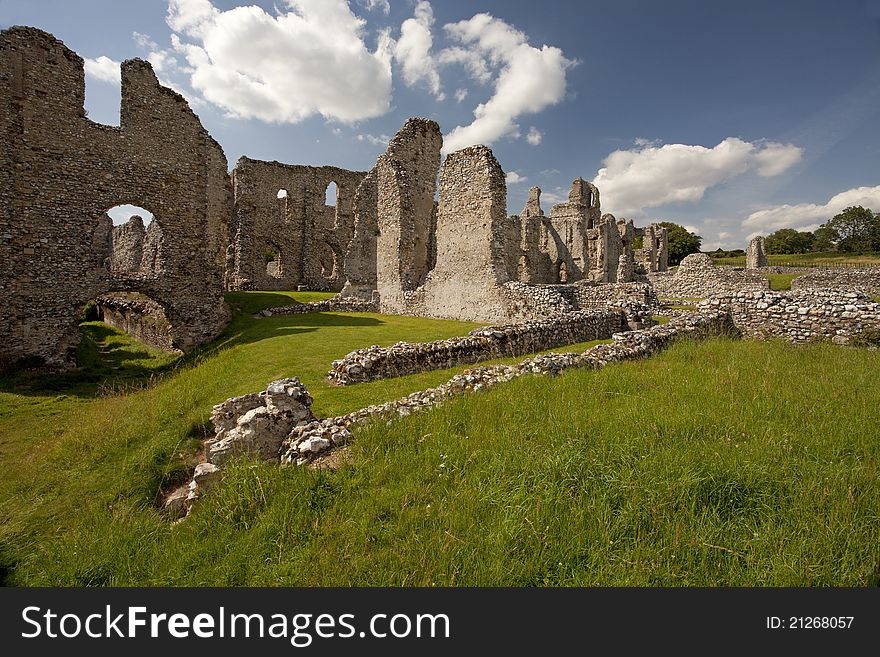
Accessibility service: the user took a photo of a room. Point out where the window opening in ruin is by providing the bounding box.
[103,204,159,275]
[558,261,568,283]
[265,248,283,279]
[84,70,122,127]
[277,189,288,199]
[107,204,153,226]
[325,181,338,207]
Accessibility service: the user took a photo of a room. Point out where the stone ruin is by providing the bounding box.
[226,158,367,291]
[746,235,768,269]
[336,118,669,323]
[0,26,230,368]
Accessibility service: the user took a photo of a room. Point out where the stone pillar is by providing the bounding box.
[746,235,768,269]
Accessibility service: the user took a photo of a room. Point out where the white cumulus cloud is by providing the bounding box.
[594,138,803,217]
[441,13,576,153]
[84,56,121,84]
[166,0,393,124]
[742,185,880,233]
[393,1,443,100]
[505,171,527,184]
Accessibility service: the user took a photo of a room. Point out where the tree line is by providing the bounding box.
[763,206,880,254]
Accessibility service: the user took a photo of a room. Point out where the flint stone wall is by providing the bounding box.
[746,236,768,269]
[258,296,378,317]
[96,292,178,353]
[228,157,366,292]
[790,267,880,297]
[700,289,880,344]
[327,308,630,384]
[649,253,769,299]
[0,27,230,369]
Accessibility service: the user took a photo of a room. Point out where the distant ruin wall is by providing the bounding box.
[110,216,145,273]
[327,309,629,384]
[701,289,880,344]
[229,157,366,292]
[0,27,230,369]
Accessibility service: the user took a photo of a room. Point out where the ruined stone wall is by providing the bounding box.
[746,235,768,269]
[0,27,231,368]
[96,292,177,352]
[395,144,516,321]
[701,290,880,344]
[791,267,880,297]
[110,216,145,273]
[375,118,443,311]
[340,168,379,299]
[229,157,366,291]
[327,308,629,384]
[573,281,657,308]
[258,296,378,317]
[637,224,669,273]
[649,253,769,299]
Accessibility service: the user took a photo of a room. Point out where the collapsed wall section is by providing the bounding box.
[0,27,231,367]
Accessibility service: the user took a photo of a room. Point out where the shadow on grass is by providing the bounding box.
[0,290,384,399]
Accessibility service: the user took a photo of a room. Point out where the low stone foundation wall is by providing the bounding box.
[326,309,631,385]
[168,308,736,516]
[259,297,379,317]
[700,289,880,344]
[96,293,179,353]
[791,267,880,297]
[573,281,657,308]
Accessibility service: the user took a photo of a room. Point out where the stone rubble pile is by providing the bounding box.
[700,289,880,344]
[327,308,631,385]
[259,297,378,317]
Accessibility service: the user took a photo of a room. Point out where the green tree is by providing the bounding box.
[826,206,879,252]
[811,224,839,252]
[658,222,702,265]
[765,228,815,254]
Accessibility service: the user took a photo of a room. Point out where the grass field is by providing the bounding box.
[1,292,878,586]
[711,252,880,267]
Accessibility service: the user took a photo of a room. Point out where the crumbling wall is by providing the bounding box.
[340,168,379,299]
[0,27,231,368]
[636,224,669,273]
[649,253,769,299]
[746,235,768,269]
[791,267,880,297]
[375,118,443,312]
[110,216,145,273]
[228,157,366,291]
[702,290,880,344]
[96,292,177,352]
[327,308,629,384]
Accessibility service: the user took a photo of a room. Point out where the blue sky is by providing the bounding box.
[2,0,879,248]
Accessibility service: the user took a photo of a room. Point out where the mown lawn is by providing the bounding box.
[1,293,878,586]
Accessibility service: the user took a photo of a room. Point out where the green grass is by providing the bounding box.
[712,252,880,267]
[765,274,798,291]
[1,293,879,586]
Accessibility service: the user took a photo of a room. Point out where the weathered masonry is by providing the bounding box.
[227,158,366,291]
[0,27,231,368]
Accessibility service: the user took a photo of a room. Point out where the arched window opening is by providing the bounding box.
[104,204,157,274]
[325,181,338,207]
